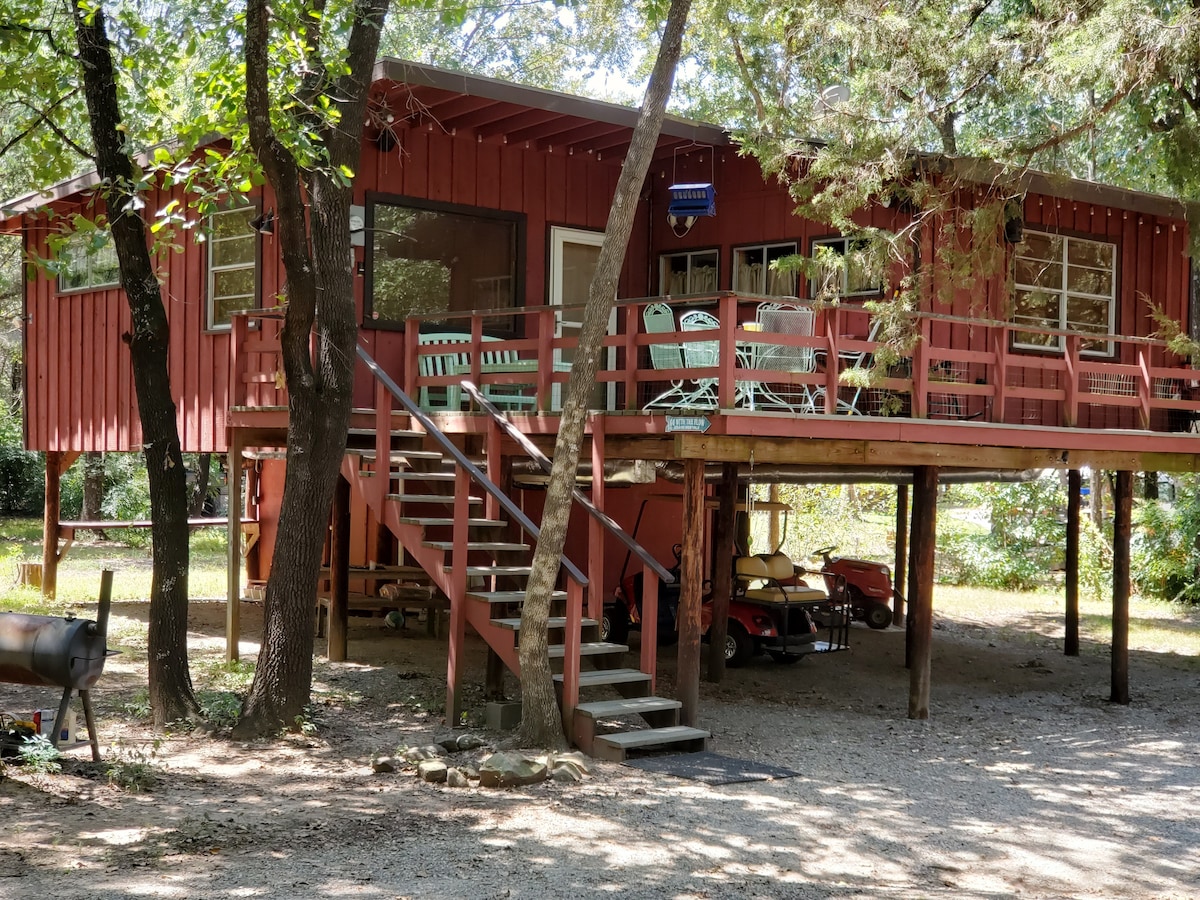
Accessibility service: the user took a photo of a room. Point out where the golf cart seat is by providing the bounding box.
[735,554,827,603]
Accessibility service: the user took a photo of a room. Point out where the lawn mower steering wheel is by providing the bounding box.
[812,545,838,558]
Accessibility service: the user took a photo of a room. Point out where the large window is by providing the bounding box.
[367,197,520,328]
[733,242,798,296]
[1012,231,1116,355]
[660,249,718,295]
[810,236,883,300]
[207,206,258,330]
[57,231,120,292]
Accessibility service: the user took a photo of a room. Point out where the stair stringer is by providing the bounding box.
[340,454,524,675]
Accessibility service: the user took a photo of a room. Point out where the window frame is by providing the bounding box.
[659,248,720,296]
[56,231,120,294]
[205,205,261,332]
[809,235,884,300]
[731,241,800,297]
[1010,229,1117,357]
[363,192,525,333]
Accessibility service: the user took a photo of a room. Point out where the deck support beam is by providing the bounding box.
[677,458,704,727]
[226,433,244,661]
[893,484,909,627]
[328,475,351,663]
[42,451,63,599]
[706,462,737,682]
[1065,469,1081,657]
[908,465,938,720]
[1111,470,1132,704]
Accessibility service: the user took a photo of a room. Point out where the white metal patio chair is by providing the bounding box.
[642,302,718,410]
[750,301,821,414]
[678,308,731,409]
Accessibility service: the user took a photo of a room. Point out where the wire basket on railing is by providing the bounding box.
[1087,372,1136,399]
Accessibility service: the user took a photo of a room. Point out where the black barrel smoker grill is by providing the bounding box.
[0,570,115,761]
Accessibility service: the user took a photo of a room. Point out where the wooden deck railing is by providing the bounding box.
[232,295,1200,434]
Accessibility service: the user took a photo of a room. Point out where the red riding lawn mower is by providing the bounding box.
[803,546,897,630]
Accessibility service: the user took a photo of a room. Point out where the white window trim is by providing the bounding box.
[206,207,258,331]
[57,232,120,293]
[1011,230,1116,356]
[660,248,719,295]
[732,242,799,296]
[810,236,883,300]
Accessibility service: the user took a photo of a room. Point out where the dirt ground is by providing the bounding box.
[2,596,1199,899]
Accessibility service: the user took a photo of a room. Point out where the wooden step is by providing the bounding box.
[425,540,530,552]
[387,493,482,505]
[447,565,532,577]
[394,471,455,482]
[553,668,651,689]
[548,641,628,659]
[575,696,681,720]
[592,726,709,762]
[490,616,598,631]
[357,449,446,463]
[347,427,425,442]
[397,516,506,528]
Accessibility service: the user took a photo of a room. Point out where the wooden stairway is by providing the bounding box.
[341,377,708,760]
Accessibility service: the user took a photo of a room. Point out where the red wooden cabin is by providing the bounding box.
[4,59,1197,755]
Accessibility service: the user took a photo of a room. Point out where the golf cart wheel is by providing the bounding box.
[767,650,804,664]
[865,602,893,629]
[602,607,629,644]
[724,624,754,667]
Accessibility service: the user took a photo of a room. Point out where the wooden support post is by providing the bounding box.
[893,484,909,627]
[445,468,471,724]
[706,462,737,682]
[1111,470,1132,704]
[907,466,938,719]
[677,458,704,727]
[225,433,244,662]
[328,475,351,663]
[1065,469,1081,657]
[42,451,62,599]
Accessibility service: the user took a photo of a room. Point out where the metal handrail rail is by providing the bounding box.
[460,380,675,585]
[355,344,587,587]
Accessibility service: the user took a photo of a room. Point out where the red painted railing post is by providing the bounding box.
[640,566,659,689]
[561,578,584,740]
[1138,345,1153,430]
[622,304,639,411]
[717,294,737,409]
[230,314,247,408]
[911,317,930,419]
[1063,334,1080,427]
[402,325,418,399]
[588,414,605,624]
[484,416,502,521]
[536,305,556,411]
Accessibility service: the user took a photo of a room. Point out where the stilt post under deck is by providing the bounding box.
[226,434,244,662]
[706,462,737,682]
[1111,470,1132,704]
[42,451,62,599]
[908,466,938,720]
[677,458,704,727]
[327,475,351,663]
[894,484,909,626]
[1065,469,1081,657]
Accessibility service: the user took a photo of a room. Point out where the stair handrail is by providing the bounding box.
[460,380,675,586]
[356,343,587,586]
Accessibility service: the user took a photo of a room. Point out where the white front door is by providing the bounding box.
[549,226,614,410]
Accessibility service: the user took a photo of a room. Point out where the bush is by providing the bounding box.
[1132,483,1200,603]
[0,396,43,516]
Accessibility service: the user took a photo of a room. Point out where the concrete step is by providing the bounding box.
[591,726,709,762]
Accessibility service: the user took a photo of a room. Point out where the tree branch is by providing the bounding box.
[1016,84,1136,160]
[723,11,767,125]
[0,93,91,161]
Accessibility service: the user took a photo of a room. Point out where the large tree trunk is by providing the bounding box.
[233,0,388,736]
[72,6,197,725]
[81,451,105,536]
[517,0,694,748]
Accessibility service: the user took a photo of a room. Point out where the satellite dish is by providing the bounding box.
[818,85,850,109]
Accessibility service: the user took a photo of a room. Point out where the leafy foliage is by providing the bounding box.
[1132,480,1200,604]
[0,394,43,516]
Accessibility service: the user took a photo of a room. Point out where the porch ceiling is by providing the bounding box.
[372,58,730,163]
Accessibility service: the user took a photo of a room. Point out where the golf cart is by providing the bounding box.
[608,543,820,666]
